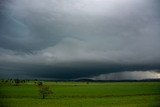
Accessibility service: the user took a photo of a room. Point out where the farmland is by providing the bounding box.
[0,81,160,107]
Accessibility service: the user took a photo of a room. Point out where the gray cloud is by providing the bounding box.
[90,70,160,80]
[0,0,160,79]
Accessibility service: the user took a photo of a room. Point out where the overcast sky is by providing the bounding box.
[0,0,160,80]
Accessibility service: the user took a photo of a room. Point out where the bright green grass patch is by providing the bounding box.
[0,82,160,107]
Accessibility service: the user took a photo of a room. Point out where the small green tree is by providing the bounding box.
[14,79,20,86]
[39,85,53,99]
[37,81,43,86]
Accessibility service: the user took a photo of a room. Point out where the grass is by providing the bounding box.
[0,81,160,107]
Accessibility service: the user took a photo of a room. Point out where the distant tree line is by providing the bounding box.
[0,79,29,86]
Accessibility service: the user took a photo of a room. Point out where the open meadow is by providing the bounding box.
[0,81,160,107]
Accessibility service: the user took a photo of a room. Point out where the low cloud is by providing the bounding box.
[90,70,160,80]
[0,37,160,67]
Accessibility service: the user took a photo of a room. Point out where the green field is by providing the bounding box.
[0,81,160,107]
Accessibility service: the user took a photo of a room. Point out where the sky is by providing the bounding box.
[0,0,160,80]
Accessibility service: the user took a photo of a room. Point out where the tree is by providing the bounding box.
[14,79,20,86]
[39,84,53,99]
[37,81,43,86]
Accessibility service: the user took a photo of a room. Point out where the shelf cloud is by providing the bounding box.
[0,0,160,80]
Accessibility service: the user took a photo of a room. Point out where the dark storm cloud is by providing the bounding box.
[0,0,160,79]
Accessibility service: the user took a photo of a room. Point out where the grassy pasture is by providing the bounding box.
[0,81,160,107]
